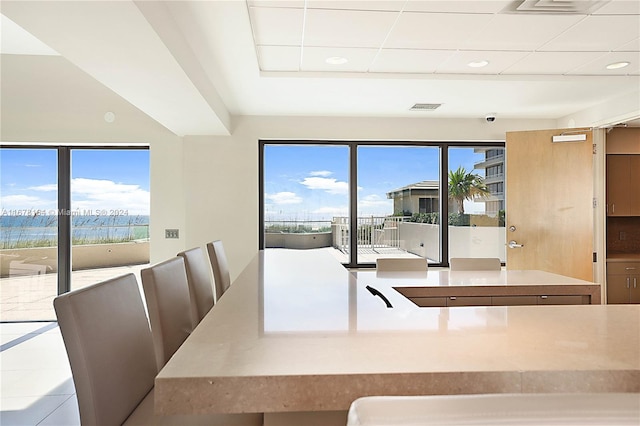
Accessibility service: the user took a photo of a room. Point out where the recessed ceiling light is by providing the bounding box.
[468,60,489,68]
[606,61,630,70]
[325,56,348,65]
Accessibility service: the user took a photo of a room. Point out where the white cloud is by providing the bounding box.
[5,178,150,215]
[29,184,57,192]
[300,177,348,195]
[265,191,302,205]
[1,194,55,211]
[309,170,332,177]
[70,178,149,214]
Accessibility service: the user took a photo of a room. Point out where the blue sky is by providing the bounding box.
[1,149,150,215]
[264,145,486,221]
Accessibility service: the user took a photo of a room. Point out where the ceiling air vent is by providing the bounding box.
[505,0,609,14]
[410,103,442,111]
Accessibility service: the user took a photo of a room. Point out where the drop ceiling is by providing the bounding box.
[1,0,639,136]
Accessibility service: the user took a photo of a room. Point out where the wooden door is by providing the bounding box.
[506,128,594,281]
[607,155,631,216]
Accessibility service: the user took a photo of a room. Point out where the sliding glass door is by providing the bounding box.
[262,144,350,262]
[357,145,441,264]
[448,146,506,263]
[70,149,150,290]
[0,146,149,321]
[1,149,59,321]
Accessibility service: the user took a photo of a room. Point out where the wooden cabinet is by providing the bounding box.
[409,294,591,308]
[607,155,640,216]
[607,262,640,304]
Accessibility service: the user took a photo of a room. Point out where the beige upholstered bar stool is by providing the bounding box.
[178,247,215,326]
[376,257,428,272]
[54,273,263,426]
[449,257,501,271]
[141,256,194,370]
[347,393,640,425]
[206,240,231,302]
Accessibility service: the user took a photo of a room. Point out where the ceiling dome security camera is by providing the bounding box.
[485,113,497,122]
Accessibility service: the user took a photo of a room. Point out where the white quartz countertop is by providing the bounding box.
[155,249,640,415]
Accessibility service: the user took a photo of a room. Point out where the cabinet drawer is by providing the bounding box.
[447,296,492,307]
[492,296,538,306]
[607,262,640,275]
[537,295,589,305]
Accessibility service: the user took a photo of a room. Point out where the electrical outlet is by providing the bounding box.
[619,231,627,240]
[165,229,179,239]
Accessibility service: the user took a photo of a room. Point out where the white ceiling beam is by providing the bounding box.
[1,0,231,136]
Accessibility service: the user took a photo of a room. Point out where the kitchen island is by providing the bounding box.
[155,249,640,424]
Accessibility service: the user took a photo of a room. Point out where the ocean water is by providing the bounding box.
[0,214,149,244]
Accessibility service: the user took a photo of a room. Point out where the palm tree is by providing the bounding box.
[448,166,490,214]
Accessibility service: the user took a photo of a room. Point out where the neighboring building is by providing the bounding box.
[386,180,459,215]
[473,148,505,216]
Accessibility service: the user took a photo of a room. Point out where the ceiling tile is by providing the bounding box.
[247,0,304,7]
[568,51,640,75]
[404,0,512,13]
[249,6,304,45]
[593,0,640,14]
[540,15,640,51]
[501,51,607,74]
[461,13,584,50]
[385,12,494,49]
[301,46,378,72]
[370,48,455,73]
[306,1,404,11]
[436,50,530,74]
[304,8,399,48]
[257,45,300,71]
[615,37,640,52]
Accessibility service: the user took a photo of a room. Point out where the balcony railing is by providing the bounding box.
[333,216,407,253]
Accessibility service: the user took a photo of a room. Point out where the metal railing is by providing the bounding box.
[332,216,407,254]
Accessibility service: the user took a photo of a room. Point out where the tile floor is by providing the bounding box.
[0,264,148,425]
[0,321,79,426]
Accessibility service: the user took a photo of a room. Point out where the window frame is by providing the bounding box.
[0,144,149,299]
[260,140,505,268]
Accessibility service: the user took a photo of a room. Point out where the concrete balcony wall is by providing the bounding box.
[0,241,150,277]
[265,232,333,249]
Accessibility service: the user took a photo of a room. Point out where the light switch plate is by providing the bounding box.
[165,229,179,239]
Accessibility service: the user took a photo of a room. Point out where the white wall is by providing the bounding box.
[182,115,556,278]
[0,55,185,263]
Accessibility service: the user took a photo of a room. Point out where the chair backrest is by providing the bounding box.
[141,256,194,370]
[54,273,157,426]
[376,257,428,272]
[178,247,215,326]
[206,240,231,301]
[449,257,501,271]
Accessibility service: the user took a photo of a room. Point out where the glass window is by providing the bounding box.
[70,149,150,290]
[262,144,350,262]
[1,148,59,321]
[260,142,505,267]
[0,146,150,321]
[448,147,506,262]
[357,145,440,264]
